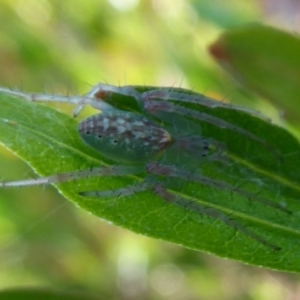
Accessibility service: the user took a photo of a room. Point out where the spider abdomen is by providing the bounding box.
[78,110,172,163]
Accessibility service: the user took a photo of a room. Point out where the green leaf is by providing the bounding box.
[209,24,300,127]
[0,88,300,272]
[0,288,97,300]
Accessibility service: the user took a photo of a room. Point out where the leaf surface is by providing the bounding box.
[0,89,300,272]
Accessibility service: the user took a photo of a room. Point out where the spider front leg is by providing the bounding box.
[142,98,281,160]
[0,165,144,188]
[141,88,270,121]
[0,86,115,116]
[85,83,142,100]
[73,83,144,116]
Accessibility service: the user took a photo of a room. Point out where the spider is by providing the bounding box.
[0,83,287,251]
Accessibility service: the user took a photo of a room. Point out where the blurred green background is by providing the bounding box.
[0,0,300,299]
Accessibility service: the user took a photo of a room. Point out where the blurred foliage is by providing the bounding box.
[210,24,300,131]
[0,288,98,300]
[0,0,300,299]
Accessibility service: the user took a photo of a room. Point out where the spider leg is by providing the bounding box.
[144,100,281,160]
[73,83,143,116]
[80,181,149,197]
[174,135,227,164]
[0,87,115,116]
[0,165,143,188]
[153,184,280,251]
[175,135,210,157]
[86,83,141,100]
[147,162,291,214]
[142,88,270,121]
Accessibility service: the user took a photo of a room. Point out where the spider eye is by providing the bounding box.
[176,136,210,157]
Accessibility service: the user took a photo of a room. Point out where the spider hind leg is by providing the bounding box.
[147,162,291,214]
[153,184,280,251]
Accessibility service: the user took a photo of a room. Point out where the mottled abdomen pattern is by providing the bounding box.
[79,110,172,163]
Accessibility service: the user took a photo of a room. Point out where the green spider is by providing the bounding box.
[0,84,287,250]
